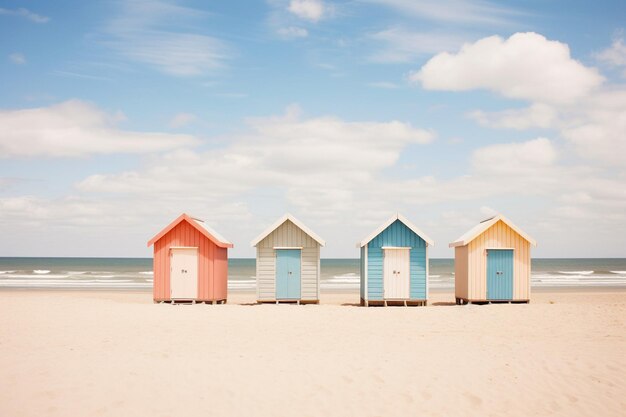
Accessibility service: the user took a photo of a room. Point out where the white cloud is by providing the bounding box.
[596,36,626,77]
[288,0,327,22]
[168,113,196,128]
[53,71,111,81]
[8,53,26,65]
[363,0,520,25]
[468,103,557,130]
[0,7,49,23]
[452,35,625,167]
[103,1,229,76]
[277,26,309,38]
[596,37,626,67]
[0,100,197,158]
[368,81,399,89]
[411,32,604,104]
[559,89,626,166]
[467,88,626,167]
[107,32,228,77]
[471,137,557,176]
[369,28,468,63]
[74,107,434,223]
[2,108,625,256]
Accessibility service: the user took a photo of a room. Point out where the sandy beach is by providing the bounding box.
[1,289,624,417]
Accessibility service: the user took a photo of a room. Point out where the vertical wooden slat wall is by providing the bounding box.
[454,246,468,300]
[214,248,228,300]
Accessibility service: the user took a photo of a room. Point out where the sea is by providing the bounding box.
[1,257,625,291]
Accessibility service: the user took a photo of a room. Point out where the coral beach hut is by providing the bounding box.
[147,213,233,304]
[450,214,536,304]
[251,214,325,304]
[358,214,434,307]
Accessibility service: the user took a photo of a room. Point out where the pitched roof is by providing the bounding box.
[448,214,537,248]
[250,213,325,247]
[357,213,435,248]
[147,213,233,248]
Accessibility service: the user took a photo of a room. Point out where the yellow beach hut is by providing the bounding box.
[449,214,536,304]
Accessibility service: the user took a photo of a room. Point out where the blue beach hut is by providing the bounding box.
[357,214,435,306]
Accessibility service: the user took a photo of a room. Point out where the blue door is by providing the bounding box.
[276,249,301,299]
[487,249,514,300]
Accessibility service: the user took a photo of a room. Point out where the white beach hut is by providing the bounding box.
[251,214,325,304]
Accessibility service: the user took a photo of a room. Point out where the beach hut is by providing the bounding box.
[147,213,233,304]
[358,214,434,307]
[449,214,537,304]
[251,214,325,304]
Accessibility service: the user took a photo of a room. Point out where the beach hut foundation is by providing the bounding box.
[360,299,427,307]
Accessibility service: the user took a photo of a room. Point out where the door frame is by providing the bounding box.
[382,247,411,300]
[169,246,199,300]
[486,248,514,300]
[274,247,302,300]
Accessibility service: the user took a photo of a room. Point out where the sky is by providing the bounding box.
[1,0,625,258]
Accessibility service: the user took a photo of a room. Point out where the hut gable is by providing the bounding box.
[251,214,325,248]
[449,214,536,248]
[358,214,434,248]
[148,213,233,248]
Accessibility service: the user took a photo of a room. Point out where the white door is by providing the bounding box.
[170,248,198,299]
[383,249,410,299]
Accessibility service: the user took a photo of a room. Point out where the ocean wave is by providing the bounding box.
[0,279,151,288]
[139,271,153,275]
[326,278,360,284]
[610,271,626,274]
[2,274,70,279]
[228,281,256,290]
[320,282,360,289]
[557,270,594,275]
[0,270,16,274]
[65,271,87,275]
[33,270,51,274]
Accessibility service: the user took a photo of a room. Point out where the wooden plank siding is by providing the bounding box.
[365,220,427,301]
[454,246,469,299]
[256,219,321,302]
[360,246,365,300]
[256,219,318,248]
[256,247,276,301]
[152,219,227,302]
[301,247,319,300]
[465,220,531,301]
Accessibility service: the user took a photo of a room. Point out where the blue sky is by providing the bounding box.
[1,0,625,258]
